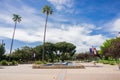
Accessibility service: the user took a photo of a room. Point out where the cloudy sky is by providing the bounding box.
[0,0,120,53]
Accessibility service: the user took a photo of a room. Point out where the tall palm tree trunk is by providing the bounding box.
[10,21,17,54]
[42,14,48,61]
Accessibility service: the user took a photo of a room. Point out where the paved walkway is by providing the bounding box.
[57,69,67,80]
[0,63,120,80]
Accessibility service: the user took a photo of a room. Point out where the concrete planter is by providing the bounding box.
[118,64,120,70]
[32,64,85,69]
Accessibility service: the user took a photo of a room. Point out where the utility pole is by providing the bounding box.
[1,40,5,46]
[1,40,3,45]
[118,32,120,38]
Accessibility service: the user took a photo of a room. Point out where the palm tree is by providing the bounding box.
[10,14,21,54]
[42,5,53,61]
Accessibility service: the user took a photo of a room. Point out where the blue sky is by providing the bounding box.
[0,0,120,53]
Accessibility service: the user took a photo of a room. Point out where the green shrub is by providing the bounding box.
[9,62,12,65]
[97,60,103,63]
[102,60,116,65]
[109,61,116,65]
[43,61,47,64]
[0,60,9,65]
[0,60,18,66]
[11,60,18,65]
[34,61,43,64]
[34,61,47,64]
[102,60,109,64]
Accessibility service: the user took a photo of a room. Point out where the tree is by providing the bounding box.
[34,42,56,62]
[6,41,76,62]
[76,51,99,61]
[109,38,120,62]
[100,37,120,61]
[20,46,33,61]
[42,5,53,61]
[99,39,112,59]
[34,45,43,60]
[44,42,56,62]
[0,43,5,60]
[10,14,21,54]
[55,42,76,62]
[11,46,33,62]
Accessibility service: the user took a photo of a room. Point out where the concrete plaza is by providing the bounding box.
[0,63,120,80]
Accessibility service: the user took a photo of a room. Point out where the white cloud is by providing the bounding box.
[0,13,13,24]
[47,0,74,10]
[0,24,107,53]
[46,24,107,52]
[103,18,120,37]
[0,26,43,42]
[112,18,120,32]
[0,0,107,53]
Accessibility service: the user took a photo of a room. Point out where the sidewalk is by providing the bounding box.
[0,63,120,80]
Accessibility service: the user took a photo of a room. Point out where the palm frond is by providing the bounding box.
[42,5,53,15]
[12,14,21,23]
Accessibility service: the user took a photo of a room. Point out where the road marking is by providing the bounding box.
[57,69,67,80]
[53,69,62,80]
[64,69,67,80]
